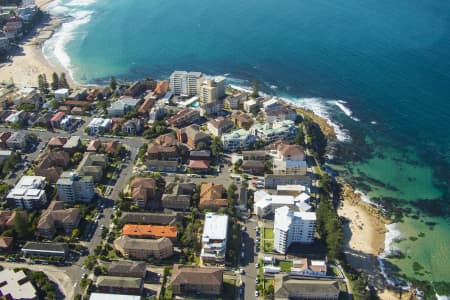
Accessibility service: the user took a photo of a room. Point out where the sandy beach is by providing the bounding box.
[0,0,73,87]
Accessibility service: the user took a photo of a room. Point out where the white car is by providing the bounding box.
[255,291,259,297]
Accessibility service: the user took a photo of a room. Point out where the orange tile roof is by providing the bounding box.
[122,224,177,238]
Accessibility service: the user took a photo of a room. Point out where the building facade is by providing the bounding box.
[56,171,95,203]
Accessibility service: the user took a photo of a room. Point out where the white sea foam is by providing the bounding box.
[330,99,360,122]
[270,84,278,89]
[66,0,97,7]
[371,120,377,125]
[354,189,378,206]
[377,223,410,289]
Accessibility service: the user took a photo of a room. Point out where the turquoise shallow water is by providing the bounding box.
[44,0,450,286]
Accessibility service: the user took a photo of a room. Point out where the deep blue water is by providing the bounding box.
[44,0,450,285]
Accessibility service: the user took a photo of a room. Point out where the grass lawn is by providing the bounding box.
[264,228,274,239]
[263,239,274,253]
[278,260,293,272]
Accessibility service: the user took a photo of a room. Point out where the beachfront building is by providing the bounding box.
[274,206,316,254]
[221,129,256,152]
[272,143,307,175]
[250,120,297,144]
[56,171,95,203]
[198,77,226,104]
[253,190,312,217]
[170,71,203,97]
[6,176,47,210]
[201,213,228,264]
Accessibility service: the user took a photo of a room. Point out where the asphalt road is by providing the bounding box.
[241,216,259,300]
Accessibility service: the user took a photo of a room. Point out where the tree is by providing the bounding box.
[195,141,208,151]
[71,228,79,239]
[110,76,117,90]
[13,213,30,239]
[211,137,223,157]
[37,74,46,94]
[251,80,259,98]
[59,72,69,89]
[51,72,59,90]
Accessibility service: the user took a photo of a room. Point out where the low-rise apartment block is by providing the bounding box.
[113,236,173,260]
[201,213,228,264]
[37,201,81,239]
[171,264,223,296]
[221,129,255,152]
[6,176,47,210]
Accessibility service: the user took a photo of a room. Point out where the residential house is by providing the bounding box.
[87,118,112,135]
[272,143,307,175]
[48,137,68,149]
[122,224,178,242]
[113,236,173,260]
[106,261,147,278]
[56,171,95,203]
[6,176,47,210]
[96,276,143,295]
[146,133,180,160]
[207,117,233,136]
[6,131,30,150]
[178,124,211,149]
[0,211,27,230]
[171,264,223,296]
[77,152,108,182]
[274,206,316,254]
[189,159,210,173]
[0,236,14,251]
[62,136,81,153]
[264,174,311,189]
[122,118,143,135]
[107,97,140,117]
[0,132,11,148]
[104,140,121,155]
[250,120,297,144]
[231,111,253,129]
[274,275,340,300]
[0,269,37,300]
[166,109,200,128]
[89,293,140,300]
[201,213,228,264]
[189,150,211,160]
[129,177,157,209]
[86,139,102,152]
[37,201,80,239]
[241,160,265,174]
[34,151,70,183]
[221,129,255,152]
[199,183,228,210]
[146,160,178,173]
[264,106,297,123]
[22,242,68,258]
[50,111,65,129]
[137,98,155,116]
[291,258,327,277]
[120,211,180,226]
[242,150,267,161]
[161,183,195,211]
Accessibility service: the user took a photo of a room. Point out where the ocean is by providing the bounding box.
[43,0,450,290]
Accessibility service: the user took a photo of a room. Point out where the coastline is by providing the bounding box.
[0,0,74,88]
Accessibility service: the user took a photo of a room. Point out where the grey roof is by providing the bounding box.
[120,212,179,225]
[106,261,146,277]
[96,276,142,289]
[22,242,68,253]
[114,236,173,251]
[190,150,211,158]
[147,160,178,167]
[274,277,340,298]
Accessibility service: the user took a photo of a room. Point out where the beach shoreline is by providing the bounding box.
[0,0,75,88]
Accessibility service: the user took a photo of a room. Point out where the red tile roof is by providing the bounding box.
[189,160,210,169]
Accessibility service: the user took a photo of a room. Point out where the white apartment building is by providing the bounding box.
[253,190,312,217]
[56,171,95,203]
[169,71,203,96]
[6,176,47,210]
[250,120,297,144]
[221,129,256,152]
[274,206,316,254]
[201,213,229,264]
[87,117,112,135]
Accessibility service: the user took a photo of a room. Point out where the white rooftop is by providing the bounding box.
[0,269,37,299]
[202,213,228,241]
